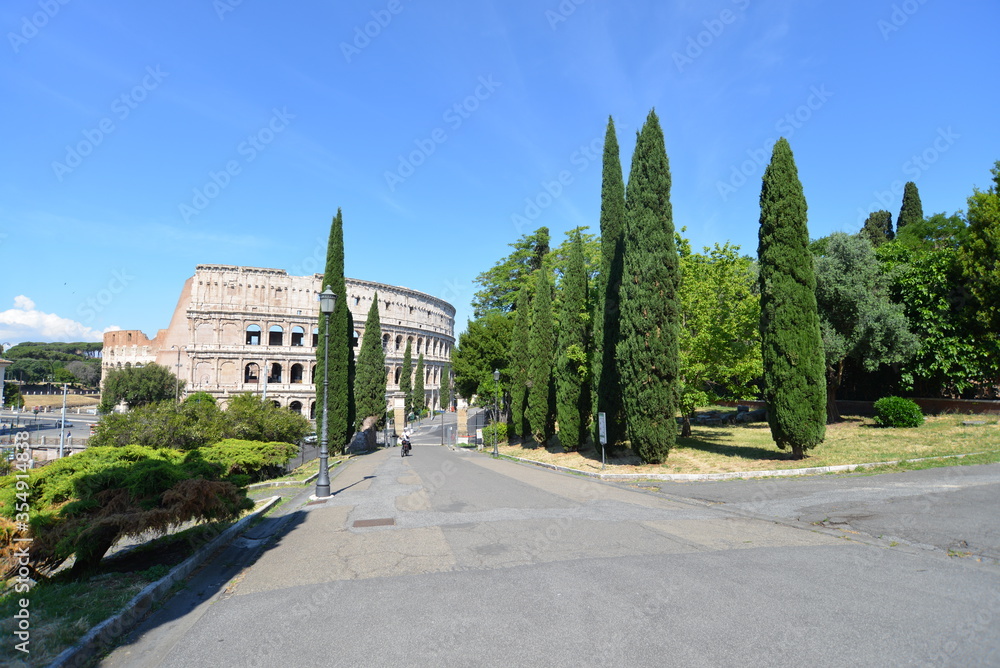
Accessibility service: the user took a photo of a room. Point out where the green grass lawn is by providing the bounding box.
[499,414,1000,475]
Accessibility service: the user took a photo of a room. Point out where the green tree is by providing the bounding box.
[471,227,550,317]
[526,263,554,443]
[555,230,590,451]
[439,363,451,411]
[880,221,1000,397]
[757,138,827,458]
[99,363,182,413]
[65,360,100,386]
[221,393,311,444]
[316,209,354,452]
[508,284,532,439]
[0,445,252,579]
[3,382,24,409]
[618,109,681,464]
[814,233,918,422]
[960,160,1000,331]
[677,242,762,437]
[593,115,628,449]
[413,353,426,416]
[400,339,413,418]
[452,313,512,402]
[354,295,387,431]
[897,181,924,231]
[860,210,894,247]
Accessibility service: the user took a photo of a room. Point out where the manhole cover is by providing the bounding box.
[353,518,395,528]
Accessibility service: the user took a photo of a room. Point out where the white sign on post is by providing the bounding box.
[598,412,607,445]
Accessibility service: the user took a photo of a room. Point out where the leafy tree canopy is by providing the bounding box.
[471,227,550,317]
[100,363,182,412]
[452,312,512,403]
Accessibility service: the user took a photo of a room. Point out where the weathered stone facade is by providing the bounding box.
[102,265,455,418]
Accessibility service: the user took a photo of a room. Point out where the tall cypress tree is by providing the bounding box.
[593,116,627,448]
[617,109,680,464]
[860,209,894,247]
[354,293,386,431]
[413,353,425,415]
[757,138,827,459]
[897,181,924,231]
[316,209,353,453]
[439,363,451,411]
[526,264,554,443]
[556,230,589,451]
[400,339,413,419]
[509,285,532,439]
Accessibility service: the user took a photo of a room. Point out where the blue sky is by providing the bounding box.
[1,0,997,346]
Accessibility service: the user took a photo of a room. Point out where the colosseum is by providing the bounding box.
[103,265,456,418]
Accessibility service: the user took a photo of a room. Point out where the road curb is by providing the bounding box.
[498,451,988,482]
[48,495,282,668]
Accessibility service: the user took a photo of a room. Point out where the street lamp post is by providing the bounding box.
[315,286,338,499]
[170,345,184,401]
[492,369,500,458]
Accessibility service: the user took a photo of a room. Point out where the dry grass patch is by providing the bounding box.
[18,394,99,409]
[497,415,1000,475]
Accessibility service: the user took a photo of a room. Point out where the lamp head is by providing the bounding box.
[319,287,338,314]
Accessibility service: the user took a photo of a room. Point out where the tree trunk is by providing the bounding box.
[70,523,119,579]
[826,360,844,424]
[791,443,804,459]
[681,414,692,438]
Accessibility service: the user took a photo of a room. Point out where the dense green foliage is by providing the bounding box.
[400,339,413,417]
[0,445,253,578]
[757,138,826,458]
[508,285,532,438]
[354,295,387,430]
[100,363,183,413]
[959,161,1000,331]
[860,210,894,247]
[2,342,102,386]
[197,439,299,484]
[617,110,680,464]
[439,363,451,410]
[677,241,762,436]
[873,396,924,428]
[413,354,426,415]
[316,208,354,453]
[593,116,627,448]
[555,231,590,451]
[452,312,511,403]
[481,421,508,446]
[90,393,310,450]
[526,264,555,443]
[3,382,23,409]
[897,181,924,231]
[472,227,550,316]
[814,233,918,422]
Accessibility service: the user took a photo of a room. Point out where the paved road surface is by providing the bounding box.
[102,440,1000,667]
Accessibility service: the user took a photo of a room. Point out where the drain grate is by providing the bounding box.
[353,518,395,528]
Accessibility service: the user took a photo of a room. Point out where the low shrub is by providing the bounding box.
[199,439,299,484]
[482,422,508,445]
[873,396,924,428]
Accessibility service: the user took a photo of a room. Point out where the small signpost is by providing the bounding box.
[598,412,607,470]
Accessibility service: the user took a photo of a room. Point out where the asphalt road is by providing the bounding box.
[646,463,1000,561]
[101,444,1000,667]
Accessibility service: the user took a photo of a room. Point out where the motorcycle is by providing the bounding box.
[400,436,412,457]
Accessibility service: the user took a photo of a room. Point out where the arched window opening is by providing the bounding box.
[291,326,305,346]
[268,325,284,346]
[267,363,282,383]
[394,367,401,384]
[382,334,389,350]
[244,363,260,383]
[395,335,402,351]
[310,401,316,419]
[289,400,303,414]
[312,327,319,348]
[246,325,262,345]
[353,330,360,348]
[291,363,304,383]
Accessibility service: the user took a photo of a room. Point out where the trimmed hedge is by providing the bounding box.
[873,396,924,428]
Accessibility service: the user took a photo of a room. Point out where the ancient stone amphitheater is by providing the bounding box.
[103,265,455,418]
